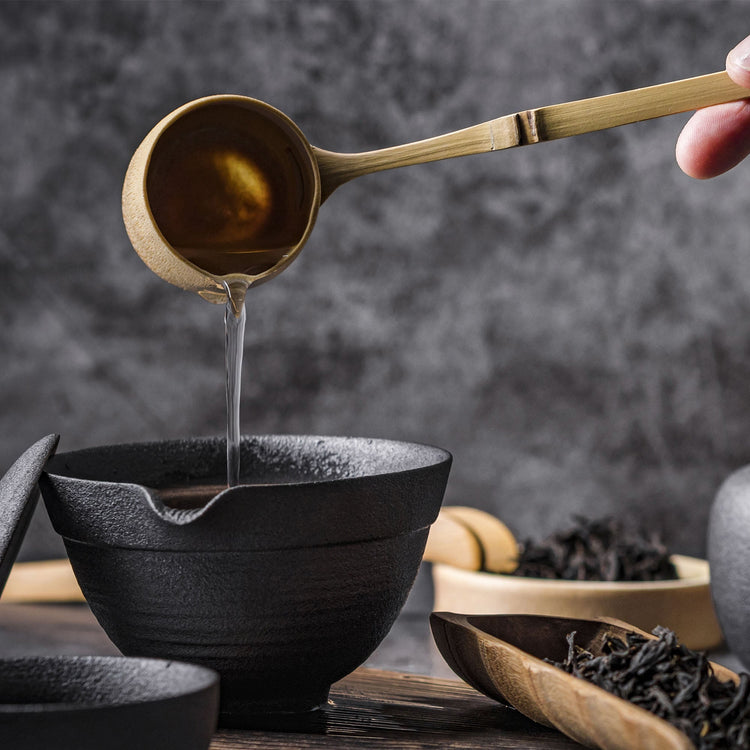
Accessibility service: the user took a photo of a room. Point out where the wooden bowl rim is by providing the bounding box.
[432,553,709,591]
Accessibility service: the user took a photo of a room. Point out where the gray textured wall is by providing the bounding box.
[3,0,750,560]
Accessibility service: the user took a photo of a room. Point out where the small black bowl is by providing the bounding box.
[0,655,219,750]
[40,434,452,725]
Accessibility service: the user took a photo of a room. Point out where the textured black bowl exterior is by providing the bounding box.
[0,656,218,750]
[40,435,451,723]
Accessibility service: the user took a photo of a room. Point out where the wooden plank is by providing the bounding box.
[211,668,582,748]
[0,602,118,656]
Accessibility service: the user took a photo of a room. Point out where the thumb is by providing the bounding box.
[727,35,750,89]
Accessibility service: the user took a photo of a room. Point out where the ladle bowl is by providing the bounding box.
[122,73,749,302]
[39,434,452,726]
[122,96,322,306]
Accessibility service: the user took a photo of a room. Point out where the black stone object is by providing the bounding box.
[0,434,59,595]
[40,434,452,725]
[0,655,218,750]
[708,466,750,667]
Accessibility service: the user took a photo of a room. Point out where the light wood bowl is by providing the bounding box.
[431,554,723,651]
[430,612,738,750]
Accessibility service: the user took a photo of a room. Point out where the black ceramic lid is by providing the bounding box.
[0,655,219,750]
[0,434,59,595]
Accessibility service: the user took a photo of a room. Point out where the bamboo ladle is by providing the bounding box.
[122,71,749,307]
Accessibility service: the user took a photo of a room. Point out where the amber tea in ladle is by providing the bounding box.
[145,104,318,279]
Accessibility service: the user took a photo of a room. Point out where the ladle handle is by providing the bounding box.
[315,71,749,199]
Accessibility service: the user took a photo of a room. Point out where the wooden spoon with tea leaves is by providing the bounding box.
[123,72,748,305]
[422,506,518,573]
[430,612,740,750]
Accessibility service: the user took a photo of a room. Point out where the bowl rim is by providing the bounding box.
[44,434,452,487]
[41,434,453,550]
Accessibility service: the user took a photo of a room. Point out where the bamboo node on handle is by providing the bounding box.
[515,110,544,145]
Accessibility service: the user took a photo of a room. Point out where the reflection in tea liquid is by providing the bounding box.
[224,284,246,487]
[145,103,318,277]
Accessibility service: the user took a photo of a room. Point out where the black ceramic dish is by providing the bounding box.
[0,655,219,750]
[40,434,452,725]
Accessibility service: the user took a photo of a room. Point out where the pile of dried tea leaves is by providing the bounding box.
[551,627,750,749]
[512,516,677,581]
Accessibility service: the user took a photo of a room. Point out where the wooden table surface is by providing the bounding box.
[0,603,583,748]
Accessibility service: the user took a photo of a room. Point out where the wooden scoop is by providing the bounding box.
[423,506,518,573]
[430,612,739,750]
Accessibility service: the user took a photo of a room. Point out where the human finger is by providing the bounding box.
[727,34,750,89]
[675,35,750,178]
[676,99,750,178]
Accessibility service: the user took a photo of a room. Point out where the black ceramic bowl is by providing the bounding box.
[40,435,451,725]
[0,655,218,750]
